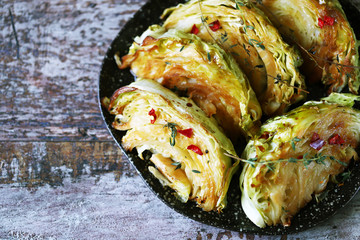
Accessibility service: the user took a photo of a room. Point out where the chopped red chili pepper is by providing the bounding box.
[324,16,335,26]
[318,18,325,29]
[209,20,221,31]
[187,145,203,155]
[259,132,270,140]
[310,139,326,150]
[297,155,303,159]
[178,128,193,138]
[190,24,199,35]
[311,132,320,143]
[148,108,157,124]
[318,16,335,29]
[257,145,265,152]
[328,134,345,145]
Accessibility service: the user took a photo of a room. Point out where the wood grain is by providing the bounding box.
[1,0,360,239]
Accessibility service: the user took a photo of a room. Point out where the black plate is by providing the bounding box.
[98,0,360,235]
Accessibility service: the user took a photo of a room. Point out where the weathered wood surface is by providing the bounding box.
[1,0,360,239]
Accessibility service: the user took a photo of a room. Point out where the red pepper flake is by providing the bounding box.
[311,132,320,143]
[297,155,303,159]
[324,16,335,26]
[187,145,203,155]
[328,134,345,145]
[186,103,193,107]
[148,108,157,124]
[257,145,265,152]
[318,18,325,29]
[190,24,199,35]
[318,16,335,29]
[209,20,221,32]
[178,128,193,138]
[259,132,270,140]
[310,139,326,150]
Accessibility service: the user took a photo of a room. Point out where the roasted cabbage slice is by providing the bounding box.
[240,93,360,227]
[256,0,360,94]
[162,0,306,115]
[119,24,261,139]
[105,79,239,212]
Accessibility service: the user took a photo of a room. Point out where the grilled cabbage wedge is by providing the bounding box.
[162,0,306,116]
[104,79,240,212]
[256,0,360,94]
[240,93,360,227]
[119,25,261,139]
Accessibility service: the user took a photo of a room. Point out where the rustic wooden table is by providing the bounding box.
[1,0,360,239]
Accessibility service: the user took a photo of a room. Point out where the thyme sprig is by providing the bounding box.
[164,122,177,146]
[224,152,347,172]
[271,74,310,94]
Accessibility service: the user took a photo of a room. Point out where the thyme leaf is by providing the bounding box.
[171,162,182,170]
[291,136,302,151]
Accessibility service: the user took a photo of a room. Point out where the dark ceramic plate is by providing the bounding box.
[98,0,360,235]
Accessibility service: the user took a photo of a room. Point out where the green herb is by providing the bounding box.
[256,42,265,50]
[164,122,177,146]
[248,39,265,50]
[229,44,238,48]
[272,73,310,94]
[291,136,302,151]
[336,54,340,63]
[315,190,329,203]
[231,52,240,56]
[179,45,185,52]
[308,46,316,55]
[171,162,182,170]
[274,74,282,84]
[340,171,351,182]
[235,1,245,9]
[201,16,208,23]
[207,52,211,62]
[165,61,171,65]
[248,38,256,46]
[242,43,250,56]
[243,25,255,34]
[330,156,347,166]
[333,170,351,184]
[246,25,255,30]
[220,31,228,43]
[254,64,264,68]
[224,152,347,172]
[336,65,341,74]
[281,206,290,213]
[266,163,275,172]
[192,169,201,174]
